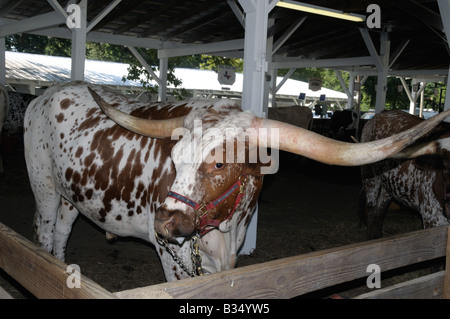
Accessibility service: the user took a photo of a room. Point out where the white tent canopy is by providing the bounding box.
[5,51,348,106]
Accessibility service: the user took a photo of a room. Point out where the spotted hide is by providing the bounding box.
[360,110,450,239]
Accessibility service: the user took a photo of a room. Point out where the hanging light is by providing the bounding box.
[276,0,366,23]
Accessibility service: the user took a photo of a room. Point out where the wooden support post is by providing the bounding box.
[0,222,116,299]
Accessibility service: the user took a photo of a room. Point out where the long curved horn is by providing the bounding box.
[253,109,450,166]
[88,87,185,139]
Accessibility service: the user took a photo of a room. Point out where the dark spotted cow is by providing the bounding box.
[24,82,450,281]
[329,109,358,142]
[2,91,37,135]
[360,110,450,239]
[0,89,37,176]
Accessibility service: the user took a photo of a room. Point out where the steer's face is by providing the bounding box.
[154,107,265,240]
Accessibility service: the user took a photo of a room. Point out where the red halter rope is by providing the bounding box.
[167,175,247,236]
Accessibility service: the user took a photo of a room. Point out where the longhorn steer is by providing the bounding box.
[24,82,450,281]
[360,110,450,239]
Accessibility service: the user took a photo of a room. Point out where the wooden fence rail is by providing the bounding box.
[0,221,449,299]
[0,222,116,298]
[116,225,450,299]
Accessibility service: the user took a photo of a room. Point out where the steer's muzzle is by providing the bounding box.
[155,206,197,240]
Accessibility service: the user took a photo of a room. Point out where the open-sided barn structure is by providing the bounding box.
[0,1,449,299]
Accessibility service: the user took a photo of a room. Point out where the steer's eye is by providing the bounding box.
[214,163,224,170]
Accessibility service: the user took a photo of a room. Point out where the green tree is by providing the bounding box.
[199,55,243,72]
[277,68,347,92]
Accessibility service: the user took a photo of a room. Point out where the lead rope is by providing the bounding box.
[155,232,203,277]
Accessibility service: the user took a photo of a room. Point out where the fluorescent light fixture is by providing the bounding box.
[276,0,366,22]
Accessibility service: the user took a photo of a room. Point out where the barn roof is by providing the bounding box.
[0,0,448,73]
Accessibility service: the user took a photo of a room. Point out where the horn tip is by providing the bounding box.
[87,86,102,105]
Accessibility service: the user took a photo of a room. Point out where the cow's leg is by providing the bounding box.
[420,200,449,229]
[53,197,79,261]
[32,189,61,254]
[27,151,61,254]
[363,179,392,239]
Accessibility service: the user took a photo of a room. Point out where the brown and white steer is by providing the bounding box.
[360,110,450,239]
[24,82,450,281]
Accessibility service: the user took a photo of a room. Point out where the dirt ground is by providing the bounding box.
[0,135,441,299]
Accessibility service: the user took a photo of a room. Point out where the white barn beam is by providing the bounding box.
[158,39,244,59]
[227,0,245,28]
[0,12,65,37]
[87,0,122,33]
[271,56,374,69]
[272,16,306,55]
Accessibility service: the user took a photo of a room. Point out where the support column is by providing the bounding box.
[268,68,278,108]
[445,67,450,112]
[239,0,273,117]
[158,58,168,102]
[263,17,275,114]
[408,80,427,115]
[375,32,390,113]
[237,0,277,255]
[70,0,87,81]
[347,73,355,109]
[335,70,352,109]
[0,37,5,86]
[360,29,390,113]
[409,79,419,115]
